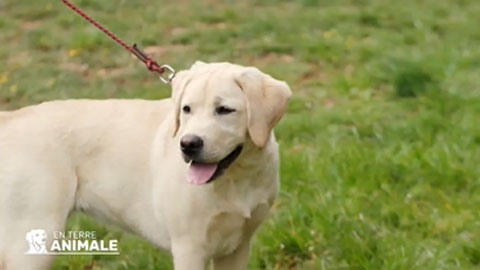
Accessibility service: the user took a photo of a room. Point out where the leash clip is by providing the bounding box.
[131,44,175,85]
[159,65,176,84]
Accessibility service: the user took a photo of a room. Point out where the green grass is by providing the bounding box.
[1,0,480,269]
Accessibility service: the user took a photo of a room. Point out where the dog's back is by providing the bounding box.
[0,111,10,124]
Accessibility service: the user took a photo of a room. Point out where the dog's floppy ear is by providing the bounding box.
[171,69,190,137]
[236,67,292,148]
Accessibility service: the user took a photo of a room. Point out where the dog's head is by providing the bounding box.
[171,62,291,185]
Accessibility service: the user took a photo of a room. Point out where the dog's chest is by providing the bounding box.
[206,210,246,256]
[205,200,270,257]
[202,164,277,256]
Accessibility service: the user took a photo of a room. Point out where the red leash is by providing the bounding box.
[60,0,175,84]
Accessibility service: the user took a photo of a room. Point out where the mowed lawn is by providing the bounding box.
[1,0,480,269]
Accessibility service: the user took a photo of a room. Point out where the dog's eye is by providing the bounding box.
[216,106,236,115]
[182,105,191,114]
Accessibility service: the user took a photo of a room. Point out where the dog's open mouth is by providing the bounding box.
[187,145,243,185]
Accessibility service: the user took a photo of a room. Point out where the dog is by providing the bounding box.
[0,61,291,270]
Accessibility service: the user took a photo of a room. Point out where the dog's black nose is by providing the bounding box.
[180,134,204,156]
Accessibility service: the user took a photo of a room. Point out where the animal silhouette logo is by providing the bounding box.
[25,229,48,254]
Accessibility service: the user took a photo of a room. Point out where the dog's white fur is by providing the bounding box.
[0,62,291,270]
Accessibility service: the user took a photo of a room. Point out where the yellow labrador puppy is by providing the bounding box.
[0,62,291,270]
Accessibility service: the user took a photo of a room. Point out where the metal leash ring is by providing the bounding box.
[159,65,176,84]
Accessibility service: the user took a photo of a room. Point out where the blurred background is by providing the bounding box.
[1,0,480,269]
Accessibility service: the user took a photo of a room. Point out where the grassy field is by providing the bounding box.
[1,0,480,269]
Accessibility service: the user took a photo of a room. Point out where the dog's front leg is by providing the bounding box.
[211,239,250,270]
[172,241,206,270]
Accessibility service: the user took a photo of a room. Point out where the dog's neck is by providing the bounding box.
[210,134,279,215]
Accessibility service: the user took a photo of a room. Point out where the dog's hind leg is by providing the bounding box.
[0,159,77,270]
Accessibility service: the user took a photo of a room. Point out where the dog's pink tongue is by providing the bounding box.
[187,162,218,185]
